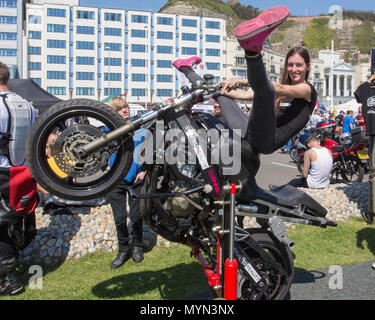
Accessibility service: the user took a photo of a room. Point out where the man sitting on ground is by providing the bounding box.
[288,136,333,189]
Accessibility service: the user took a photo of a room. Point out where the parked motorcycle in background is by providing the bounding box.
[297,120,368,183]
[289,128,310,163]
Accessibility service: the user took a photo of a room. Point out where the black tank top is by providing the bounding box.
[274,82,317,151]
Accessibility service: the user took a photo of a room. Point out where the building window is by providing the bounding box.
[157,17,173,25]
[28,31,41,39]
[31,78,41,86]
[131,44,146,53]
[206,21,220,29]
[104,58,121,66]
[157,60,172,68]
[104,43,121,51]
[270,65,275,74]
[104,73,122,81]
[157,89,173,97]
[235,57,245,66]
[76,56,94,65]
[131,59,146,67]
[104,28,121,36]
[104,12,121,22]
[131,15,147,23]
[182,18,197,27]
[132,88,146,96]
[182,47,197,55]
[314,72,320,80]
[206,62,220,70]
[0,32,16,40]
[47,24,66,33]
[76,41,94,50]
[206,48,220,56]
[131,29,146,38]
[28,62,41,70]
[76,11,95,20]
[104,88,121,96]
[47,87,66,95]
[181,33,197,41]
[157,31,173,40]
[206,35,220,42]
[157,74,172,83]
[0,48,16,56]
[47,55,66,64]
[28,46,41,55]
[131,74,146,82]
[27,15,41,24]
[76,72,95,80]
[47,8,66,17]
[76,26,95,35]
[76,87,94,96]
[0,15,16,24]
[47,71,66,79]
[48,40,66,48]
[0,1,17,8]
[157,46,173,54]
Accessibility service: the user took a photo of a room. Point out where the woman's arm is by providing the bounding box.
[272,82,312,101]
[222,88,254,101]
[217,78,249,93]
[217,78,253,100]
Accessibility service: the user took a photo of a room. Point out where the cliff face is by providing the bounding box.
[159,0,240,35]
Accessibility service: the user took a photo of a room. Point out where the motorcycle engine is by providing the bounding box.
[169,163,201,217]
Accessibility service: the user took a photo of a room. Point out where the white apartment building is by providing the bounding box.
[0,0,27,78]
[23,0,227,104]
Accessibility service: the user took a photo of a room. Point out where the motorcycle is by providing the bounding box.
[26,78,337,300]
[296,121,366,183]
[289,129,310,163]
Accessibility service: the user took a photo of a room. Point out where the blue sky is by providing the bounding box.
[79,0,375,16]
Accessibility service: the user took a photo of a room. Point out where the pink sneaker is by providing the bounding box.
[172,56,202,71]
[235,6,290,52]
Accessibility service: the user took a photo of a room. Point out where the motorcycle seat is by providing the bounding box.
[242,183,327,218]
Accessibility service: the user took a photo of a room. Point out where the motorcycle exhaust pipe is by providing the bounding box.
[281,237,296,250]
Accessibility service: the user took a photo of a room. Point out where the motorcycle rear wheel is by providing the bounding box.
[26,99,134,200]
[209,229,294,300]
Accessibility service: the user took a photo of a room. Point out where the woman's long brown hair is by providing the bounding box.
[275,46,311,113]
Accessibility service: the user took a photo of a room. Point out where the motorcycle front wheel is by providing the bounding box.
[26,99,134,200]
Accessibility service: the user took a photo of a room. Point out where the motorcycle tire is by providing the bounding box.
[26,99,134,200]
[289,146,299,163]
[296,157,304,175]
[340,154,364,183]
[209,228,294,300]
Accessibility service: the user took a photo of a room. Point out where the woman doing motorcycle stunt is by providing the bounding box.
[175,6,317,156]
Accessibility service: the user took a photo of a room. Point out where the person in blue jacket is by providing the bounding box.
[105,97,146,268]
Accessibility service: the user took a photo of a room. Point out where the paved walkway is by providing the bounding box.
[191,261,375,300]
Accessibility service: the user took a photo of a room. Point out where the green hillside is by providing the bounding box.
[160,0,242,24]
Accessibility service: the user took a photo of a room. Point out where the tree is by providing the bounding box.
[303,18,333,50]
[353,21,375,53]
